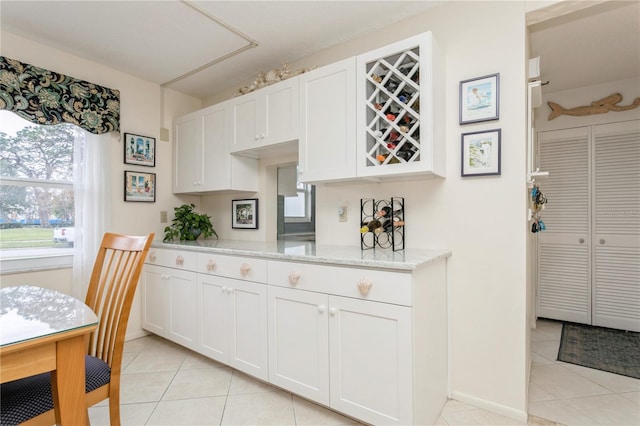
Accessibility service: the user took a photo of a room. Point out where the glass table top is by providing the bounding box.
[0,285,98,347]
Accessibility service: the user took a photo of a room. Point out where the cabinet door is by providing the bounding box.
[537,127,591,324]
[299,58,357,183]
[230,93,259,153]
[268,286,329,405]
[329,296,412,426]
[229,279,268,381]
[198,273,230,363]
[174,112,202,193]
[167,268,198,350]
[201,103,231,191]
[262,77,299,145]
[592,120,640,332]
[141,264,169,337]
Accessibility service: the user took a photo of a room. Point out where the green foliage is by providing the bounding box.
[0,122,76,225]
[163,204,218,242]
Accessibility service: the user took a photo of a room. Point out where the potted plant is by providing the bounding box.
[163,203,218,242]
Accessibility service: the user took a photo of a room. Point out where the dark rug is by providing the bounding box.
[557,322,640,379]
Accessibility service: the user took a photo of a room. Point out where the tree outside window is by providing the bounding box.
[0,111,77,252]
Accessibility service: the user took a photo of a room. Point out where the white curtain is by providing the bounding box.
[71,129,113,299]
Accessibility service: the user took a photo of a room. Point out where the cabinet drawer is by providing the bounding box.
[147,248,196,270]
[268,261,412,306]
[197,253,267,283]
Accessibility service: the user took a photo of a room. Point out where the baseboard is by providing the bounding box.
[450,390,528,423]
[125,329,150,341]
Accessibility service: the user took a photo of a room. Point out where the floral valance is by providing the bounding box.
[0,56,120,134]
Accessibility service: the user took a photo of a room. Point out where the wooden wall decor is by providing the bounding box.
[548,93,640,120]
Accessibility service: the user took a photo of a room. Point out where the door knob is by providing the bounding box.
[207,259,216,271]
[357,279,373,296]
[240,263,251,276]
[288,271,301,285]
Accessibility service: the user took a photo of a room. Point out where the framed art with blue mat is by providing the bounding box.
[557,322,640,379]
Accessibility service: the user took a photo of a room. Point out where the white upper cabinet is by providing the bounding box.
[173,101,258,194]
[357,32,445,179]
[299,32,444,184]
[174,111,201,193]
[299,58,357,183]
[230,77,299,154]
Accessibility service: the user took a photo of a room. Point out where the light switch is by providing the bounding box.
[160,211,168,223]
[338,206,347,222]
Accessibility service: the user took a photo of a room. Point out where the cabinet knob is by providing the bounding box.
[318,305,326,313]
[261,133,265,139]
[329,307,337,316]
[288,271,301,285]
[176,255,184,266]
[149,252,157,262]
[579,238,585,244]
[207,259,216,271]
[600,239,605,245]
[357,279,373,296]
[254,135,259,140]
[240,263,251,276]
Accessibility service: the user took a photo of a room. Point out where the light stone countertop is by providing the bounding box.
[154,239,451,271]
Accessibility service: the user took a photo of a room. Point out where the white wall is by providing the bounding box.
[205,1,530,420]
[0,31,203,338]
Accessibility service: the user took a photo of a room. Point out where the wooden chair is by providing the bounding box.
[0,232,154,426]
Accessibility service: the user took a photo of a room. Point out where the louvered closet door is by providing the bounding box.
[537,127,591,324]
[592,120,640,332]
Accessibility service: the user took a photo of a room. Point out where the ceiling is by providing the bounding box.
[528,1,639,94]
[1,1,638,100]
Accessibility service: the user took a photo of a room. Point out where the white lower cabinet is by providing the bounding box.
[141,264,197,350]
[197,273,268,380]
[268,286,330,404]
[268,286,412,425]
[143,248,448,425]
[329,296,412,425]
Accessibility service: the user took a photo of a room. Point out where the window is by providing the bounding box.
[0,110,80,271]
[284,181,313,223]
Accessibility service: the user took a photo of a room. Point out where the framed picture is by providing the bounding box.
[124,170,156,202]
[459,73,499,124]
[232,198,259,229]
[124,132,155,167]
[461,129,501,177]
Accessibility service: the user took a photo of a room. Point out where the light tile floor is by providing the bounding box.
[89,319,639,425]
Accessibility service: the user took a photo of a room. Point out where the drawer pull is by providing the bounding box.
[149,252,157,262]
[288,271,301,285]
[357,279,373,296]
[240,263,251,276]
[176,255,184,266]
[207,259,216,271]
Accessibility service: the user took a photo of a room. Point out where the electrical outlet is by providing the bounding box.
[338,206,347,222]
[160,211,168,223]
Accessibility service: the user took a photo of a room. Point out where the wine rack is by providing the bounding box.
[363,48,421,168]
[360,197,405,251]
[356,32,444,179]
